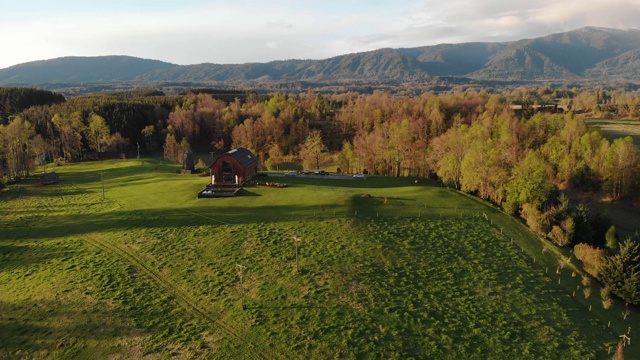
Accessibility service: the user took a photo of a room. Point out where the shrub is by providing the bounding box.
[605,225,617,250]
[601,287,613,309]
[573,243,606,277]
[195,158,207,167]
[522,203,553,235]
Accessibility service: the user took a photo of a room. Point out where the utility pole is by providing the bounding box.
[136,142,140,159]
[293,235,301,273]
[210,151,214,164]
[236,264,246,310]
[100,172,105,200]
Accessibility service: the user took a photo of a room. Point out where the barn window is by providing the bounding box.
[222,161,233,174]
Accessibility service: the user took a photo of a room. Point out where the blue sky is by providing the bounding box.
[1,0,639,69]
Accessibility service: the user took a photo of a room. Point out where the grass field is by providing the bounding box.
[1,158,637,359]
[585,118,640,145]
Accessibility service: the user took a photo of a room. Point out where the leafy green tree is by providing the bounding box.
[387,119,412,176]
[51,112,84,161]
[504,151,555,214]
[574,243,606,278]
[86,113,112,152]
[141,125,155,152]
[429,124,468,189]
[0,116,35,179]
[164,133,180,163]
[604,137,637,199]
[548,217,575,247]
[337,140,355,174]
[231,118,257,155]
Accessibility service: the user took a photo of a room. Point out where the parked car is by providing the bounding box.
[353,173,366,179]
[303,169,310,174]
[314,169,320,175]
[284,171,297,177]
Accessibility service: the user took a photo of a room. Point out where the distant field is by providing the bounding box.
[0,159,637,359]
[585,118,640,145]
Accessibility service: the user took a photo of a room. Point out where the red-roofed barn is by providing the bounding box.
[209,147,258,185]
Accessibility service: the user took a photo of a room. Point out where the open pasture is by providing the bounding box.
[0,159,636,359]
[585,118,640,145]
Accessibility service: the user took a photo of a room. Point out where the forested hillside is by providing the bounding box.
[0,87,65,124]
[3,27,640,90]
[0,56,176,84]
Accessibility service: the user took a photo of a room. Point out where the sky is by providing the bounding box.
[1,0,639,69]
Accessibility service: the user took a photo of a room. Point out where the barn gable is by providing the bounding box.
[209,147,258,185]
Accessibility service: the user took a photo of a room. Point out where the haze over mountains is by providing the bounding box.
[2,26,640,88]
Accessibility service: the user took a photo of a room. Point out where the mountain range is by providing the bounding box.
[2,26,640,89]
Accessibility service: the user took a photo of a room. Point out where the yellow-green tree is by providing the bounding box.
[86,113,112,152]
[604,136,637,199]
[51,112,84,161]
[0,116,35,179]
[299,130,327,170]
[504,151,555,214]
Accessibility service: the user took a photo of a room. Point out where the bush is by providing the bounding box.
[521,203,553,235]
[573,243,606,277]
[548,218,575,247]
[605,225,617,250]
[601,287,613,309]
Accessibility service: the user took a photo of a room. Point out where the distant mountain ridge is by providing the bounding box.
[0,56,176,84]
[2,27,640,86]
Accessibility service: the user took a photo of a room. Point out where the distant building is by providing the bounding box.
[183,150,195,174]
[209,147,258,185]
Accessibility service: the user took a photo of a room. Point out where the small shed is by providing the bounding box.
[42,172,59,185]
[209,147,258,185]
[183,150,195,173]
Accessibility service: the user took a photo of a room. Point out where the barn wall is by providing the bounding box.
[210,154,254,185]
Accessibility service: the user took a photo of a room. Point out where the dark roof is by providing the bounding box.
[227,147,258,168]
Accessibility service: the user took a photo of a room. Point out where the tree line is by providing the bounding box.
[0,86,638,303]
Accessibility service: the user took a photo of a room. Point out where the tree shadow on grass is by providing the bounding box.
[0,243,74,272]
[0,292,203,358]
[0,203,358,242]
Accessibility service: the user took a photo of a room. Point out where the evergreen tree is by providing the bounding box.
[599,238,640,305]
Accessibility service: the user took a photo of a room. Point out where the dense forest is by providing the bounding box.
[1,85,639,305]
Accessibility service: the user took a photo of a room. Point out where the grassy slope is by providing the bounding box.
[0,158,637,359]
[585,118,640,145]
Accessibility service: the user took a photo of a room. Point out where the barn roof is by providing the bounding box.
[226,147,258,168]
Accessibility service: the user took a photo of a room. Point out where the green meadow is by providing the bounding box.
[585,118,640,145]
[1,159,637,359]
